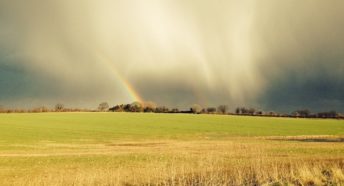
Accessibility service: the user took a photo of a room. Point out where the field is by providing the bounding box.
[0,113,344,185]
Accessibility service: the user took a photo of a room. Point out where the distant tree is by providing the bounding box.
[267,111,278,116]
[317,110,338,118]
[31,106,49,113]
[235,107,241,114]
[144,107,154,112]
[155,106,169,113]
[122,104,131,112]
[98,102,109,112]
[55,103,64,112]
[293,109,310,118]
[328,110,338,118]
[143,101,157,112]
[217,105,228,114]
[248,108,256,115]
[171,108,179,113]
[42,106,49,112]
[14,108,25,113]
[256,111,264,115]
[130,102,143,112]
[191,104,202,114]
[109,104,124,112]
[236,107,248,115]
[241,107,248,114]
[207,107,217,114]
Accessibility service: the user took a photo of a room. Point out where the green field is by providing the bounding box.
[0,113,343,142]
[0,113,344,185]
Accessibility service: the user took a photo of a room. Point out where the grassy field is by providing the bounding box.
[0,113,344,185]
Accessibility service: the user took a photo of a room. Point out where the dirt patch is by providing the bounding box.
[266,136,344,143]
[280,138,344,143]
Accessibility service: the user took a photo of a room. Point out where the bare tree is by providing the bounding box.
[207,107,217,114]
[55,103,64,112]
[217,105,228,114]
[293,109,311,118]
[98,102,109,112]
[317,111,338,118]
[171,108,179,113]
[155,106,169,113]
[30,106,49,113]
[235,107,241,114]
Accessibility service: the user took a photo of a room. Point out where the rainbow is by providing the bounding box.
[96,51,207,107]
[96,52,144,103]
[113,72,144,103]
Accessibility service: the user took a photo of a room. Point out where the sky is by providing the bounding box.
[0,0,344,112]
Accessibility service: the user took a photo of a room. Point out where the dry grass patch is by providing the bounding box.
[1,137,344,185]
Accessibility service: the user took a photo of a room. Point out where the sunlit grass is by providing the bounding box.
[0,113,343,185]
[0,113,343,143]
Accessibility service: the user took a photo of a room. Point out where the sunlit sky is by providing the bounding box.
[1,0,344,112]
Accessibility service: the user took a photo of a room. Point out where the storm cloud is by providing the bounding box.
[0,0,343,112]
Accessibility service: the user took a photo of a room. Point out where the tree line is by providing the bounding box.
[0,104,93,113]
[106,102,343,119]
[107,102,230,115]
[0,102,343,119]
[234,107,343,119]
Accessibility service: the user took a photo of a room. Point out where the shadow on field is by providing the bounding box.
[272,138,344,143]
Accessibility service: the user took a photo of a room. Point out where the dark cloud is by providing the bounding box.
[253,1,344,112]
[258,64,344,113]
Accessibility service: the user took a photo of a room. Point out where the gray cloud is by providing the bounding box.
[253,1,344,112]
[0,0,344,112]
